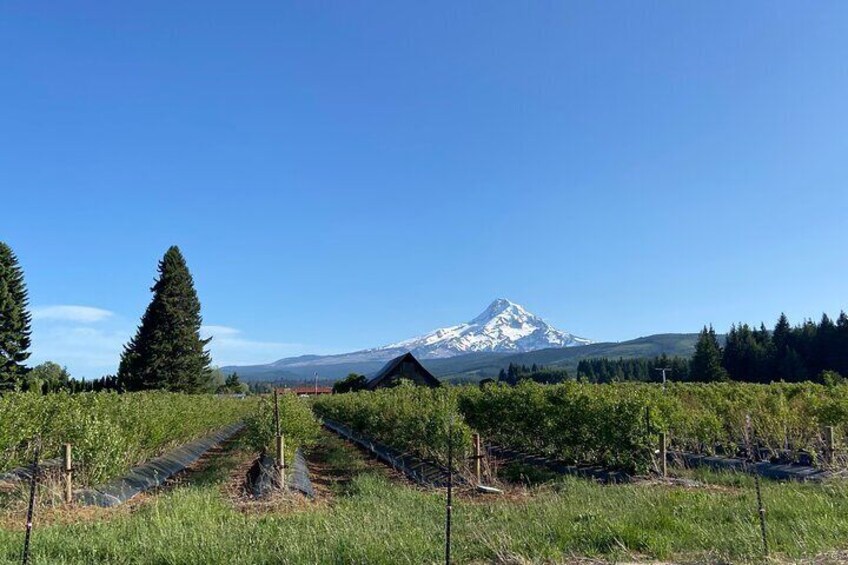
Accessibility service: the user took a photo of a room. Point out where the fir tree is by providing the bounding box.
[0,242,32,387]
[690,325,728,382]
[118,246,212,393]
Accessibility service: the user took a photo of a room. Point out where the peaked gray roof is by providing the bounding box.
[367,352,441,389]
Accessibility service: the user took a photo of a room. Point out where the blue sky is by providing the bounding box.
[2,2,847,377]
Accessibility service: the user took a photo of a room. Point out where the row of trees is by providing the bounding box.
[498,363,570,385]
[0,241,215,394]
[533,314,848,386]
[689,313,848,384]
[575,355,691,383]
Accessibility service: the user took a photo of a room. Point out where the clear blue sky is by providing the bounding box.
[2,2,847,377]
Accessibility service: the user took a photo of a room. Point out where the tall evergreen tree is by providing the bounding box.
[836,312,848,376]
[690,325,728,382]
[0,242,32,387]
[118,246,212,393]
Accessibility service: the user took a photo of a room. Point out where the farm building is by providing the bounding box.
[367,352,441,390]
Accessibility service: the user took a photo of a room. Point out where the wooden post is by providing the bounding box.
[63,443,73,504]
[659,432,667,478]
[276,434,285,489]
[273,389,281,438]
[472,433,481,485]
[273,388,285,488]
[825,426,836,465]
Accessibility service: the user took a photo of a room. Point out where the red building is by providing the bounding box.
[284,385,333,396]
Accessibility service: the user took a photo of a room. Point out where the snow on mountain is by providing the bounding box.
[267,299,589,369]
[377,298,590,358]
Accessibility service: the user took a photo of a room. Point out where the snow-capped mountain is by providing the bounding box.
[377,298,590,358]
[258,299,590,371]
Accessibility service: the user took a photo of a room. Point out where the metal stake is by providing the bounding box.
[22,442,40,565]
[445,415,453,565]
[747,414,768,558]
[654,367,671,393]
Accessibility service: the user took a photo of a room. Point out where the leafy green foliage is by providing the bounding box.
[313,384,472,466]
[0,242,31,387]
[243,393,321,463]
[332,373,368,394]
[26,361,71,393]
[458,381,656,473]
[458,381,848,470]
[0,391,254,485]
[118,246,212,393]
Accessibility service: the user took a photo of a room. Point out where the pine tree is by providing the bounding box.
[690,325,728,382]
[118,246,212,393]
[0,242,32,387]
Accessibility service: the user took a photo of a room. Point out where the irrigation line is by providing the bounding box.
[322,419,458,488]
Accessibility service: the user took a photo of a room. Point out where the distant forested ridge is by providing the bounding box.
[509,312,848,386]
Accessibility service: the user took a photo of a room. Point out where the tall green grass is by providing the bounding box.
[3,468,848,563]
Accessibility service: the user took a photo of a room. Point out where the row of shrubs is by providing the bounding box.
[243,392,322,465]
[0,391,257,485]
[315,381,848,473]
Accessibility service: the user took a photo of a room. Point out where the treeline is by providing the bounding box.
[576,355,690,383]
[513,312,848,385]
[498,363,570,385]
[696,312,848,383]
[722,312,848,383]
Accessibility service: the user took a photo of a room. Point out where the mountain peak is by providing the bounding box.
[471,298,524,324]
[386,299,591,358]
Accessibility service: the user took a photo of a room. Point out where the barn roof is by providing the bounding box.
[367,352,441,389]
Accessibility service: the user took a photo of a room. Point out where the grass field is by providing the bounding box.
[3,430,848,564]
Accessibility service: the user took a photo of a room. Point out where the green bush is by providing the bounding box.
[0,391,254,485]
[243,393,321,464]
[457,381,848,471]
[312,383,471,466]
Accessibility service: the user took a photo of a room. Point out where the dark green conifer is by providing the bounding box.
[690,325,728,382]
[0,242,32,387]
[118,246,212,393]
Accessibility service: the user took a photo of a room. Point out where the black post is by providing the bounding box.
[746,415,768,558]
[754,473,768,556]
[22,442,40,565]
[445,415,453,565]
[645,406,652,434]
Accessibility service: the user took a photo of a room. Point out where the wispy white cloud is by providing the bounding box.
[29,324,131,377]
[29,312,305,377]
[200,325,242,338]
[32,305,114,323]
[201,324,302,367]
